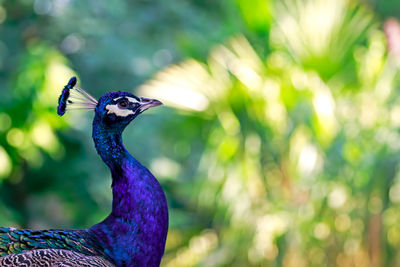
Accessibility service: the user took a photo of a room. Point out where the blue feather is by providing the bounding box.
[57,76,76,116]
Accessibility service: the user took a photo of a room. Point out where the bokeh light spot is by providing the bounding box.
[314,222,330,239]
[151,157,180,179]
[31,121,57,152]
[335,214,351,232]
[328,187,347,209]
[6,128,25,148]
[0,146,12,178]
[0,113,11,132]
[34,0,52,15]
[0,6,7,24]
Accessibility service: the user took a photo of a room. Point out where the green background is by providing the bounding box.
[1,0,400,266]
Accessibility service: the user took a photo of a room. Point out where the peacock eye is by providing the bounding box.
[117,99,129,109]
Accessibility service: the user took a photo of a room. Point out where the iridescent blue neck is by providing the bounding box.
[92,118,128,172]
[90,115,169,267]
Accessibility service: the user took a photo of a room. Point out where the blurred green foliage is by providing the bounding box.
[1,0,400,266]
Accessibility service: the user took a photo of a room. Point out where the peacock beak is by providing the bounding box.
[138,97,163,112]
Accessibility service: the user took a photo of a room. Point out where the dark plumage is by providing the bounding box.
[57,76,76,116]
[0,78,168,266]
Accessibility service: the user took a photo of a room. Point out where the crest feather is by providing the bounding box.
[57,77,98,116]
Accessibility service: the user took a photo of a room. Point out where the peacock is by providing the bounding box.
[0,77,168,267]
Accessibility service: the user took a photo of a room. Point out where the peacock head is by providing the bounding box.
[57,77,162,131]
[95,91,162,129]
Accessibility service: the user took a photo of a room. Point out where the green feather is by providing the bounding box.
[0,227,110,262]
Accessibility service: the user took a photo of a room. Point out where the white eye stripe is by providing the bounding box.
[113,96,140,104]
[127,97,140,104]
[105,104,134,117]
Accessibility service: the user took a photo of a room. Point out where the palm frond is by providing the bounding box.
[271,0,374,77]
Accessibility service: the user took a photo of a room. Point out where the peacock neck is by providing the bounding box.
[92,120,127,169]
[90,118,169,266]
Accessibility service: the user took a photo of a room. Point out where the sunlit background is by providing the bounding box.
[1,0,400,266]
